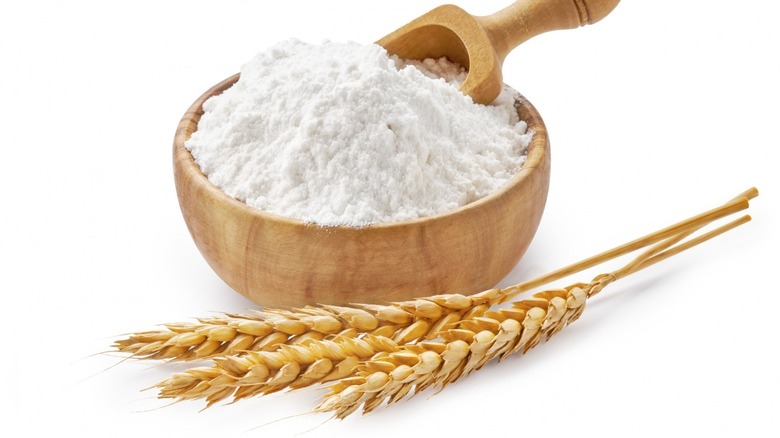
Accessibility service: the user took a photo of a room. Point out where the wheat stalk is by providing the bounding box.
[115,188,756,417]
[150,211,752,410]
[316,214,753,418]
[115,189,757,362]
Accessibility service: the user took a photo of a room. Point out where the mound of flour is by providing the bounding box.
[186,40,532,226]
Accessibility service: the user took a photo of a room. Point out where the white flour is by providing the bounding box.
[186,40,532,226]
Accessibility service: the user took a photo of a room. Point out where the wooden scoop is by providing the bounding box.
[378,0,621,104]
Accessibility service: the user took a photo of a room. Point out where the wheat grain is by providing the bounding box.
[150,279,597,409]
[315,281,598,418]
[114,291,502,361]
[155,334,401,407]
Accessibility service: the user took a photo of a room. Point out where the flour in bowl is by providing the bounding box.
[185,40,532,226]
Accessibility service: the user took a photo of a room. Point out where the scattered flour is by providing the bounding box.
[185,40,532,226]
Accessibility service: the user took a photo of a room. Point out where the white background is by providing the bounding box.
[2,0,778,436]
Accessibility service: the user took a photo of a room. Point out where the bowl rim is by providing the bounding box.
[173,73,548,231]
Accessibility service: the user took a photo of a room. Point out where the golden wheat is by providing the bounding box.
[314,211,755,418]
[116,188,756,418]
[114,291,506,361]
[149,281,580,406]
[155,334,400,407]
[151,211,752,412]
[314,277,605,418]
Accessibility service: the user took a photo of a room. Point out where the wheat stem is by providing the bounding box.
[494,188,756,303]
[615,215,752,280]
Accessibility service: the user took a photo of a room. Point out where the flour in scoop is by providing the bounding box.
[185,40,532,226]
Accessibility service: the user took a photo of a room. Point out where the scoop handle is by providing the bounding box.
[477,0,620,60]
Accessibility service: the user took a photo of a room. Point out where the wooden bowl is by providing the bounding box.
[173,74,550,308]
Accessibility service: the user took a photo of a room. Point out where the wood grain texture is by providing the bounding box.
[377,0,620,104]
[173,75,550,308]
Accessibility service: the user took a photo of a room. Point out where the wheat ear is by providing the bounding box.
[150,282,584,407]
[115,188,756,362]
[155,334,401,407]
[150,199,752,408]
[315,214,752,418]
[113,293,495,361]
